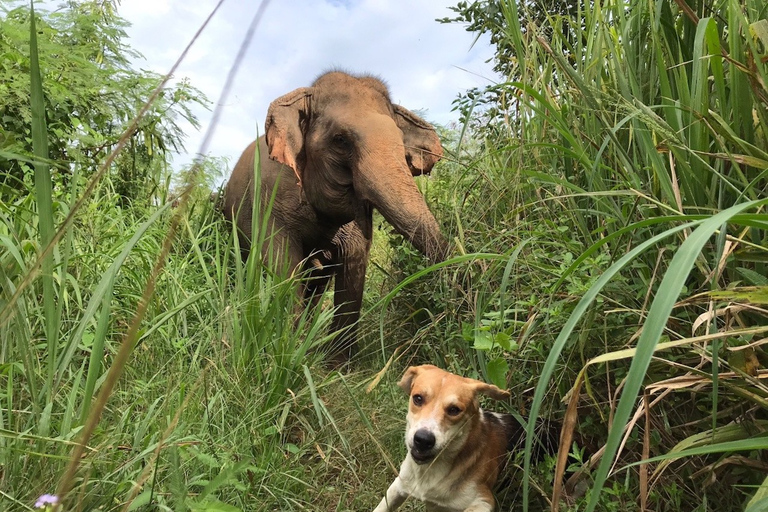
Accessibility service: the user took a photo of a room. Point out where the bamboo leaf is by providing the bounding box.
[29,0,59,403]
[746,473,768,512]
[711,286,768,304]
[643,421,768,479]
[623,436,768,468]
[583,199,768,512]
[523,221,695,510]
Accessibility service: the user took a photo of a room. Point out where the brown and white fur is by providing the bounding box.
[374,365,524,512]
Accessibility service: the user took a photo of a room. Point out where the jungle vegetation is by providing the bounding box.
[1,0,767,511]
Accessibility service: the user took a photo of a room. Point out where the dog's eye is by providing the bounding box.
[446,405,462,417]
[412,394,424,406]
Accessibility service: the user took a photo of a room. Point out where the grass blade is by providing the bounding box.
[29,0,59,404]
[521,219,695,509]
[582,198,768,512]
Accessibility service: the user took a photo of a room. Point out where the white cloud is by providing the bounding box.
[119,0,499,171]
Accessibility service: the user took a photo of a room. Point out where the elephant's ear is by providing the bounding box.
[393,104,443,176]
[265,87,313,185]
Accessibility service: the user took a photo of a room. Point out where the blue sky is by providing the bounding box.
[118,0,499,171]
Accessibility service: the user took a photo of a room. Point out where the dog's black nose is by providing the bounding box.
[413,429,436,451]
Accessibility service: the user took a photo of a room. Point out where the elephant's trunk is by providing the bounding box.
[356,148,449,263]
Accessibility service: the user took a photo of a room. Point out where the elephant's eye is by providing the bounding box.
[332,133,352,150]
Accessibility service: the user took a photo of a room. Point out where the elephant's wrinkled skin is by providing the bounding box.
[222,71,448,360]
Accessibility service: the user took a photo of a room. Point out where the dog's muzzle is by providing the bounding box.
[410,428,436,464]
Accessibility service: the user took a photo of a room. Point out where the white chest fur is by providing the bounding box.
[397,455,478,511]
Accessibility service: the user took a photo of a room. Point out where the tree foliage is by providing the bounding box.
[0,0,208,203]
[438,0,581,130]
[439,0,581,77]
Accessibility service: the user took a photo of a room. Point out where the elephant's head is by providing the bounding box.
[264,71,448,262]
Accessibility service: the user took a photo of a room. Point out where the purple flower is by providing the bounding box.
[34,494,59,509]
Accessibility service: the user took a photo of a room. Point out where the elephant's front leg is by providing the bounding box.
[302,250,334,310]
[328,219,371,363]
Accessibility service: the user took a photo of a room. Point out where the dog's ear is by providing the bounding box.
[473,382,511,401]
[397,364,439,394]
[398,367,419,394]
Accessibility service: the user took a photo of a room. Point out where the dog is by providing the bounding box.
[373,364,551,512]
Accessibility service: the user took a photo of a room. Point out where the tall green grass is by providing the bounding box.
[28,0,58,408]
[4,0,768,510]
[0,3,338,510]
[370,0,768,510]
[407,0,768,510]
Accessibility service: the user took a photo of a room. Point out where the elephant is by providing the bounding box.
[221,71,448,361]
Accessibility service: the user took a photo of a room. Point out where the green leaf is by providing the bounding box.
[493,332,513,352]
[461,322,474,342]
[80,330,95,350]
[126,491,153,511]
[746,473,768,512]
[711,286,768,304]
[735,268,768,286]
[189,500,242,512]
[302,364,325,428]
[746,496,768,512]
[486,357,510,390]
[473,330,493,350]
[635,420,768,478]
[30,0,58,405]
[187,446,220,468]
[750,19,768,47]
[626,436,768,466]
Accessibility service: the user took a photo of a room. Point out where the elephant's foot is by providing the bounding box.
[323,329,358,369]
[325,349,354,370]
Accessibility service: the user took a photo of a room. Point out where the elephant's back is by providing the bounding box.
[223,137,298,216]
[222,140,257,219]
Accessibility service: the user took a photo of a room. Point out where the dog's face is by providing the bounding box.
[398,365,510,465]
